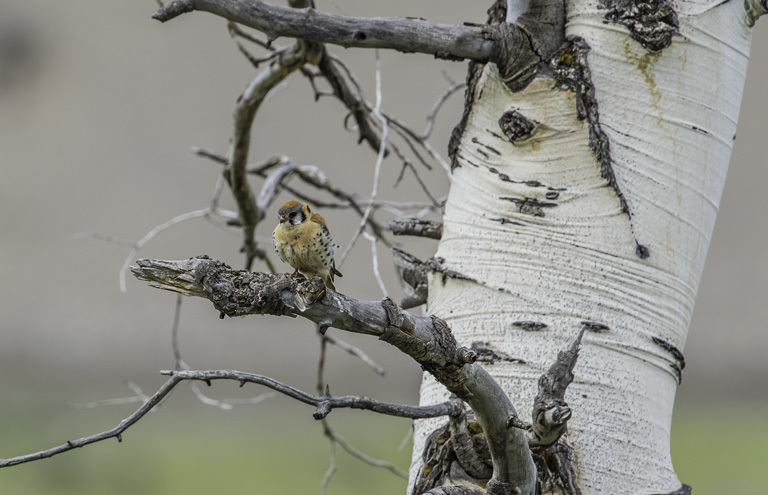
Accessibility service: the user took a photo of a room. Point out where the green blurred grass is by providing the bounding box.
[671,404,767,495]
[1,399,765,494]
[0,397,413,495]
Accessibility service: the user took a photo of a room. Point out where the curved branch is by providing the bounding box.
[153,0,495,62]
[226,44,309,269]
[131,256,537,494]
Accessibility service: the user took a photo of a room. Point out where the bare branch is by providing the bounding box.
[316,50,385,155]
[323,332,386,377]
[389,217,443,240]
[69,382,150,409]
[0,376,182,468]
[323,422,408,479]
[131,256,537,492]
[363,230,389,298]
[320,434,337,495]
[161,369,457,420]
[0,366,456,469]
[152,0,495,62]
[338,49,388,267]
[420,81,466,140]
[391,247,429,309]
[226,46,308,269]
[526,327,584,447]
[118,208,210,292]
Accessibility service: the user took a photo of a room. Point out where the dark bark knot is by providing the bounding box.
[500,195,557,217]
[602,0,679,52]
[652,336,686,384]
[499,110,536,144]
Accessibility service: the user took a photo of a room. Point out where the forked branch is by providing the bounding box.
[130,255,537,494]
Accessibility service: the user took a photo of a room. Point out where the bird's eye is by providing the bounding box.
[289,212,297,218]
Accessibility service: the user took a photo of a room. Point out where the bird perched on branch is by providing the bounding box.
[273,200,343,290]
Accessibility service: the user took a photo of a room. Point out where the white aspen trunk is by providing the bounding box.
[410,0,763,493]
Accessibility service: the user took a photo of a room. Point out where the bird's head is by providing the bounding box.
[277,200,310,226]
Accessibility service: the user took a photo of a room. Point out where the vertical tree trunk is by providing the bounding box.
[412,0,763,492]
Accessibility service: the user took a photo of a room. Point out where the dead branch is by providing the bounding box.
[226,43,311,269]
[152,0,495,62]
[161,369,458,420]
[130,255,537,494]
[0,376,180,468]
[316,50,385,155]
[526,327,584,447]
[0,368,457,469]
[323,332,386,376]
[389,217,443,239]
[391,247,429,309]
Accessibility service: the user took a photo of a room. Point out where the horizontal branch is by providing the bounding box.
[0,367,458,469]
[153,0,495,61]
[161,369,460,420]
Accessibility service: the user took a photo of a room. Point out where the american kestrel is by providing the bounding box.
[272,200,343,290]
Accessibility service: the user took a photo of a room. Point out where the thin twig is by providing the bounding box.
[338,50,388,266]
[325,424,408,479]
[228,22,273,50]
[398,426,413,452]
[69,382,150,409]
[317,328,329,396]
[0,368,457,469]
[320,432,338,495]
[72,232,136,248]
[316,50,385,155]
[119,208,211,292]
[420,81,466,140]
[0,375,183,468]
[225,42,308,270]
[323,333,385,376]
[161,369,457,420]
[171,294,185,368]
[363,231,389,298]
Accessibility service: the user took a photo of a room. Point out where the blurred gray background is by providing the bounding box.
[0,1,765,494]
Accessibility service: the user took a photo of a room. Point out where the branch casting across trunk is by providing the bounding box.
[131,255,538,494]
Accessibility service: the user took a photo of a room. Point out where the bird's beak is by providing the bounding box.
[279,214,287,223]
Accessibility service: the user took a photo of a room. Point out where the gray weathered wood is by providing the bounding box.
[153,0,495,61]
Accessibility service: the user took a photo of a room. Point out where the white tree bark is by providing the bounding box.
[413,0,762,493]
